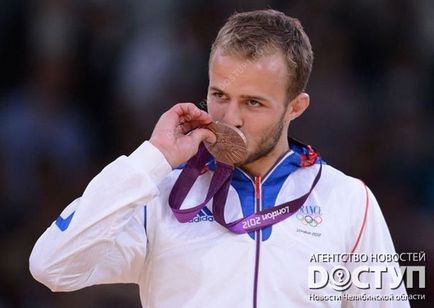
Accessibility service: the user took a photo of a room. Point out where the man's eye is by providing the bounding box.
[212,92,224,98]
[247,100,261,107]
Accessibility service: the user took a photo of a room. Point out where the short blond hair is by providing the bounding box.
[210,9,313,100]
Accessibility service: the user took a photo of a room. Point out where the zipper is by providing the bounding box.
[235,150,293,186]
[253,176,261,308]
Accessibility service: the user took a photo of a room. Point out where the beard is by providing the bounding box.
[237,114,285,166]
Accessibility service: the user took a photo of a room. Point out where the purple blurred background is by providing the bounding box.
[0,0,432,307]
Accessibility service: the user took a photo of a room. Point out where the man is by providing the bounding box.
[30,9,409,307]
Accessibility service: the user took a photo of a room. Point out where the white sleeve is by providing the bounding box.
[343,186,410,307]
[29,141,172,292]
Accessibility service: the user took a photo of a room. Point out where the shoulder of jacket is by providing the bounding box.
[323,164,363,188]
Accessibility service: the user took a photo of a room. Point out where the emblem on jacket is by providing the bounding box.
[296,205,322,227]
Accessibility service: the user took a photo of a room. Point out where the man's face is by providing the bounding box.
[207,48,291,166]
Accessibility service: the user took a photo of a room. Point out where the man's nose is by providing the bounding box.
[221,101,243,128]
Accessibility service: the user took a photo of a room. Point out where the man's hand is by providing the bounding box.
[150,103,217,168]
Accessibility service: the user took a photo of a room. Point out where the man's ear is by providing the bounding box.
[285,93,310,121]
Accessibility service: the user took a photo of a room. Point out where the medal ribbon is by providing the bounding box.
[168,144,234,223]
[168,143,321,233]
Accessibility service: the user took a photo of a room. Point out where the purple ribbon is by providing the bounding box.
[168,144,234,223]
[168,143,322,233]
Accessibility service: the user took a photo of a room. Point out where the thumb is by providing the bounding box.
[189,128,217,145]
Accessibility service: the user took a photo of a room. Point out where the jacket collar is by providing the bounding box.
[206,138,321,185]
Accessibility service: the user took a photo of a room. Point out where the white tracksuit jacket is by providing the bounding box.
[29,141,410,307]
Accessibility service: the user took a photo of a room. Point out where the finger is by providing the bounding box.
[173,103,197,118]
[179,122,194,134]
[189,128,217,145]
[161,103,196,126]
[158,109,181,130]
[174,103,212,124]
[180,119,212,134]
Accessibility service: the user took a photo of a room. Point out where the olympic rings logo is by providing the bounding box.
[296,213,322,227]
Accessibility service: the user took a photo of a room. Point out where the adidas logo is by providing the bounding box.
[189,207,214,223]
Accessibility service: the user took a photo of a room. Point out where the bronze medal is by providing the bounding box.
[204,122,248,165]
